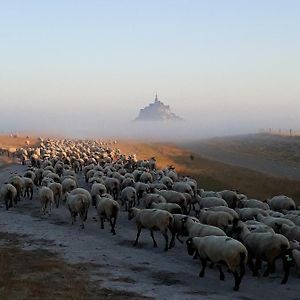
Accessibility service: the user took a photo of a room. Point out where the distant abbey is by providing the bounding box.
[135,94,183,121]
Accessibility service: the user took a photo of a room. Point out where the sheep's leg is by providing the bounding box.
[248,257,258,276]
[176,233,183,243]
[162,230,169,251]
[193,251,199,260]
[199,258,207,277]
[100,216,104,229]
[30,188,33,200]
[281,254,291,284]
[5,199,9,210]
[263,262,271,277]
[110,218,116,235]
[233,271,241,291]
[150,230,158,248]
[134,226,142,246]
[217,265,225,281]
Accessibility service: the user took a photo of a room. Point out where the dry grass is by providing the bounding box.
[117,140,300,204]
[0,232,151,300]
[0,135,37,150]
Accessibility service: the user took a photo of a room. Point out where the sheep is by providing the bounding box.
[157,190,187,213]
[62,177,77,200]
[128,208,175,251]
[181,216,226,238]
[120,177,135,190]
[267,210,284,218]
[257,214,295,231]
[91,183,107,206]
[283,214,300,226]
[39,186,54,216]
[245,220,275,234]
[159,176,173,190]
[9,175,24,201]
[22,177,34,199]
[135,182,150,202]
[139,172,153,183]
[141,193,166,208]
[186,236,247,291]
[198,209,234,231]
[198,189,222,198]
[151,202,182,214]
[275,223,300,242]
[238,198,270,210]
[150,182,167,191]
[235,208,268,221]
[120,186,137,211]
[207,206,239,221]
[173,182,194,197]
[267,195,296,212]
[70,188,91,221]
[48,182,62,208]
[104,177,120,200]
[197,196,228,209]
[219,190,238,208]
[0,183,17,210]
[95,195,120,235]
[66,193,87,228]
[231,221,292,283]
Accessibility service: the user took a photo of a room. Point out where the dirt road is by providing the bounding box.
[0,163,299,300]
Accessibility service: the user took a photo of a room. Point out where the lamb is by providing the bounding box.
[120,186,137,211]
[186,236,247,291]
[48,182,62,208]
[231,221,292,283]
[66,193,87,228]
[128,208,175,251]
[0,183,17,210]
[198,209,233,231]
[39,186,54,215]
[181,216,226,238]
[95,195,120,235]
[91,183,107,206]
[151,202,182,214]
[275,223,300,242]
[267,195,296,212]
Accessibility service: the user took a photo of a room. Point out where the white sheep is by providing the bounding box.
[198,209,233,231]
[39,186,54,215]
[235,208,268,221]
[91,183,107,206]
[197,196,228,209]
[22,177,34,199]
[186,236,247,291]
[267,195,296,212]
[120,186,137,211]
[48,182,62,208]
[181,216,226,238]
[151,202,182,214]
[128,208,175,251]
[257,214,295,231]
[62,177,77,200]
[96,195,120,235]
[66,193,87,228]
[238,198,270,210]
[70,188,91,221]
[231,221,291,283]
[0,183,17,210]
[275,223,300,242]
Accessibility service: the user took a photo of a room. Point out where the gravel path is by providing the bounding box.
[0,163,299,300]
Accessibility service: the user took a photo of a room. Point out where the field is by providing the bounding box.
[0,134,300,299]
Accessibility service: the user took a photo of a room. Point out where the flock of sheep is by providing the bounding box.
[1,137,300,292]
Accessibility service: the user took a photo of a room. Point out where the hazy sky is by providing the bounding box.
[0,1,299,139]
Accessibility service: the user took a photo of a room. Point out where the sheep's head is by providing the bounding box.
[186,238,195,256]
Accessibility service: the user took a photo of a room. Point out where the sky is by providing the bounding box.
[0,0,299,140]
